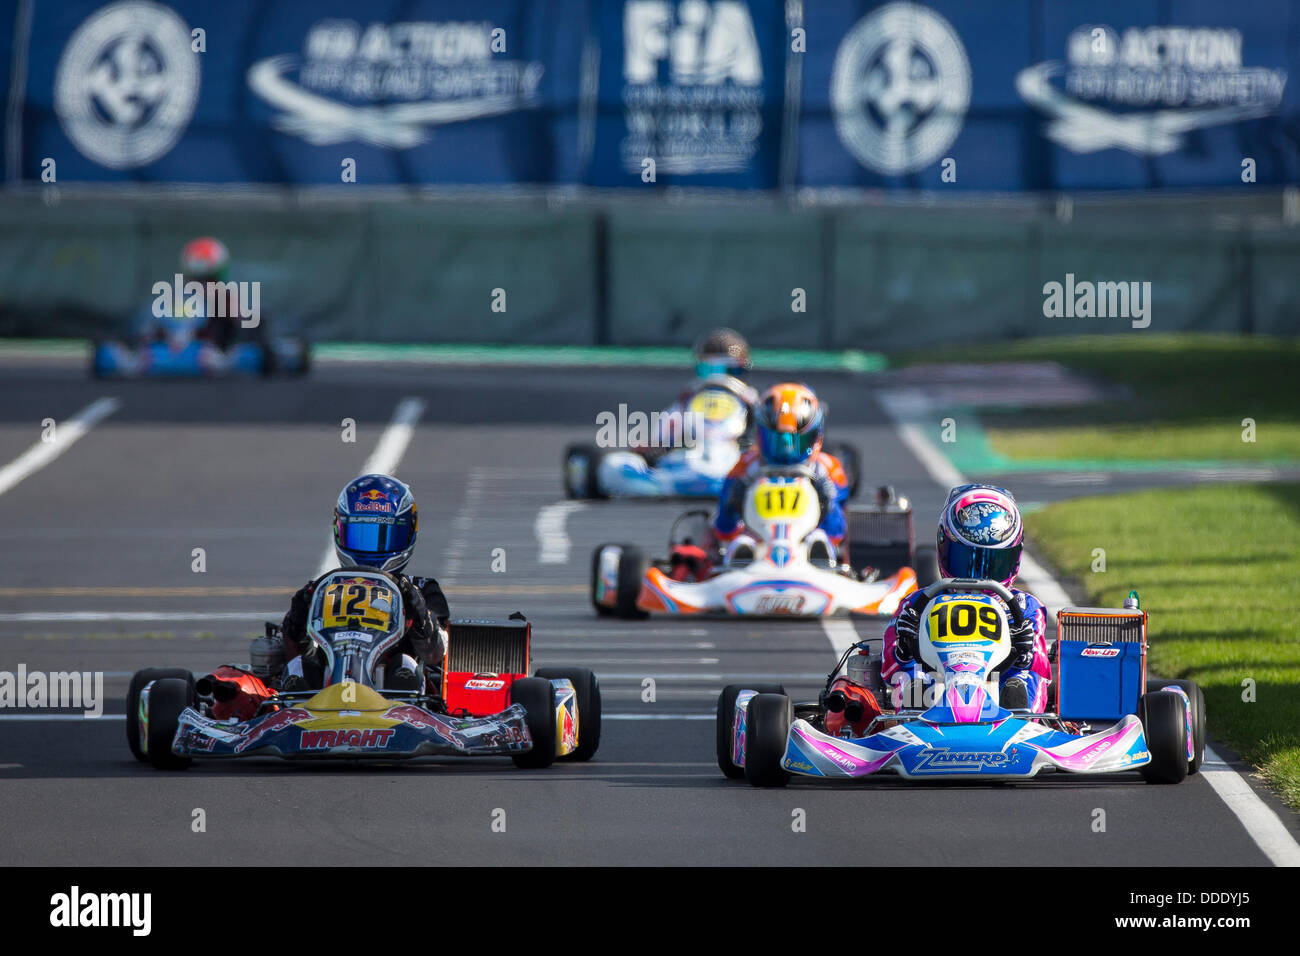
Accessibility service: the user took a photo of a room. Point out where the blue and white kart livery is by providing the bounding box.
[726,579,1203,787]
[564,380,750,499]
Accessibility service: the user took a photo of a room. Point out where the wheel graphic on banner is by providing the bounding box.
[831,2,970,176]
[54,1,200,170]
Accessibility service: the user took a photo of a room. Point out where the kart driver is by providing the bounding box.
[130,237,258,352]
[711,382,850,565]
[279,474,450,697]
[644,328,759,455]
[881,484,1051,712]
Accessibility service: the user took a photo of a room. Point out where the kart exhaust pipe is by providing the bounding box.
[195,675,239,702]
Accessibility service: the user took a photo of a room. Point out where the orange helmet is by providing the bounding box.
[756,383,824,465]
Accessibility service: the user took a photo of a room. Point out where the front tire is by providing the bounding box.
[913,545,941,588]
[592,543,649,619]
[146,677,196,770]
[743,693,794,788]
[826,441,861,499]
[1149,678,1205,774]
[126,668,193,762]
[1139,690,1189,784]
[564,444,607,500]
[534,667,601,761]
[511,677,558,769]
[716,683,786,779]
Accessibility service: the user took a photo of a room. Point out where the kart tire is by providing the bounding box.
[826,441,861,499]
[534,667,601,761]
[564,444,606,500]
[913,545,941,588]
[146,677,197,770]
[511,677,558,769]
[592,544,649,619]
[1148,678,1205,774]
[1138,690,1189,785]
[744,693,793,788]
[126,668,193,763]
[716,683,786,779]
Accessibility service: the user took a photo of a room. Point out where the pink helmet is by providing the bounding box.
[936,484,1024,586]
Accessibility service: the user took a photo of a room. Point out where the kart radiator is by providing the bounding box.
[1056,607,1147,722]
[847,506,912,576]
[447,618,530,676]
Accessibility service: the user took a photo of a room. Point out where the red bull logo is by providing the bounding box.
[234,708,311,752]
[383,704,456,741]
[353,489,394,513]
[299,728,396,750]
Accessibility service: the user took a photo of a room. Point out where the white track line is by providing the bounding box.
[314,397,425,578]
[879,385,1300,867]
[0,397,119,496]
[0,611,281,622]
[535,501,585,564]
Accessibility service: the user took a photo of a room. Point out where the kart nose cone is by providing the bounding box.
[303,683,391,712]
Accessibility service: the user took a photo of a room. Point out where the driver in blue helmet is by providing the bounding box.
[279,474,449,696]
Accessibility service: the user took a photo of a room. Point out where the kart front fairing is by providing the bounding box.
[777,706,1152,781]
[169,682,533,760]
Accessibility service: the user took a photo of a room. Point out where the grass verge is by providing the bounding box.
[1028,482,1300,807]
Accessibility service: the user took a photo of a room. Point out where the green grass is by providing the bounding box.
[911,334,1300,463]
[1028,483,1300,807]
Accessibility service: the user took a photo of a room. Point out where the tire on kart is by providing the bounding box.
[510,676,558,769]
[825,441,861,499]
[534,666,601,762]
[1138,690,1189,785]
[744,693,794,788]
[1148,678,1205,774]
[146,677,197,770]
[591,543,649,619]
[126,668,193,763]
[564,444,607,500]
[716,682,786,779]
[913,545,941,588]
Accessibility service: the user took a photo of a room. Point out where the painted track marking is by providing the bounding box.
[0,397,119,496]
[535,501,585,564]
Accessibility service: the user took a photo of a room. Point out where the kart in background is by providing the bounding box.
[92,335,309,379]
[126,568,600,769]
[720,579,1203,787]
[563,379,860,499]
[591,476,934,618]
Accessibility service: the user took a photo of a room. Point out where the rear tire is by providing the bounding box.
[126,668,193,762]
[744,693,794,788]
[510,677,558,769]
[146,677,196,770]
[591,544,649,619]
[826,442,861,499]
[716,683,785,779]
[913,545,941,588]
[1149,678,1205,774]
[1139,691,1189,784]
[534,667,601,761]
[564,444,606,500]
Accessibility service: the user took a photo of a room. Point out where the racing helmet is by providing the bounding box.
[755,382,824,466]
[693,328,752,380]
[936,484,1024,586]
[181,237,230,282]
[333,474,418,574]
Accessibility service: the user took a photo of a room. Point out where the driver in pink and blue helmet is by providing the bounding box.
[881,484,1051,712]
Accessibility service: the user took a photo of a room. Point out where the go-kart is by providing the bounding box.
[92,332,309,379]
[591,475,932,618]
[720,579,1203,786]
[126,568,600,769]
[563,379,860,499]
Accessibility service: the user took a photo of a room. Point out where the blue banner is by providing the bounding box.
[6,0,1299,188]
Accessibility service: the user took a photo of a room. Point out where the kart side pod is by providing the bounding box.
[1055,605,1146,722]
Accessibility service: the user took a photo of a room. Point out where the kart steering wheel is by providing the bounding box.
[909,578,1026,628]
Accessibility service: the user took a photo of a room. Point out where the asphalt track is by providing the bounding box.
[0,356,1297,866]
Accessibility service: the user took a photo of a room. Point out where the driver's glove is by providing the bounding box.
[893,605,921,662]
[1009,618,1037,671]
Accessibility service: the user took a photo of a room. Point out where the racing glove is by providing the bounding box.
[396,576,444,666]
[893,605,921,662]
[1008,617,1037,671]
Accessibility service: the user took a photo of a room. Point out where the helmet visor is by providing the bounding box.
[939,537,1021,583]
[336,517,413,556]
[696,360,745,379]
[758,427,819,465]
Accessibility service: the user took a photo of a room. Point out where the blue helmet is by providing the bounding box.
[333,474,418,573]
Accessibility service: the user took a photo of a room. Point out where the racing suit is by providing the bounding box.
[880,586,1052,711]
[713,448,850,545]
[639,375,757,463]
[280,571,449,693]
